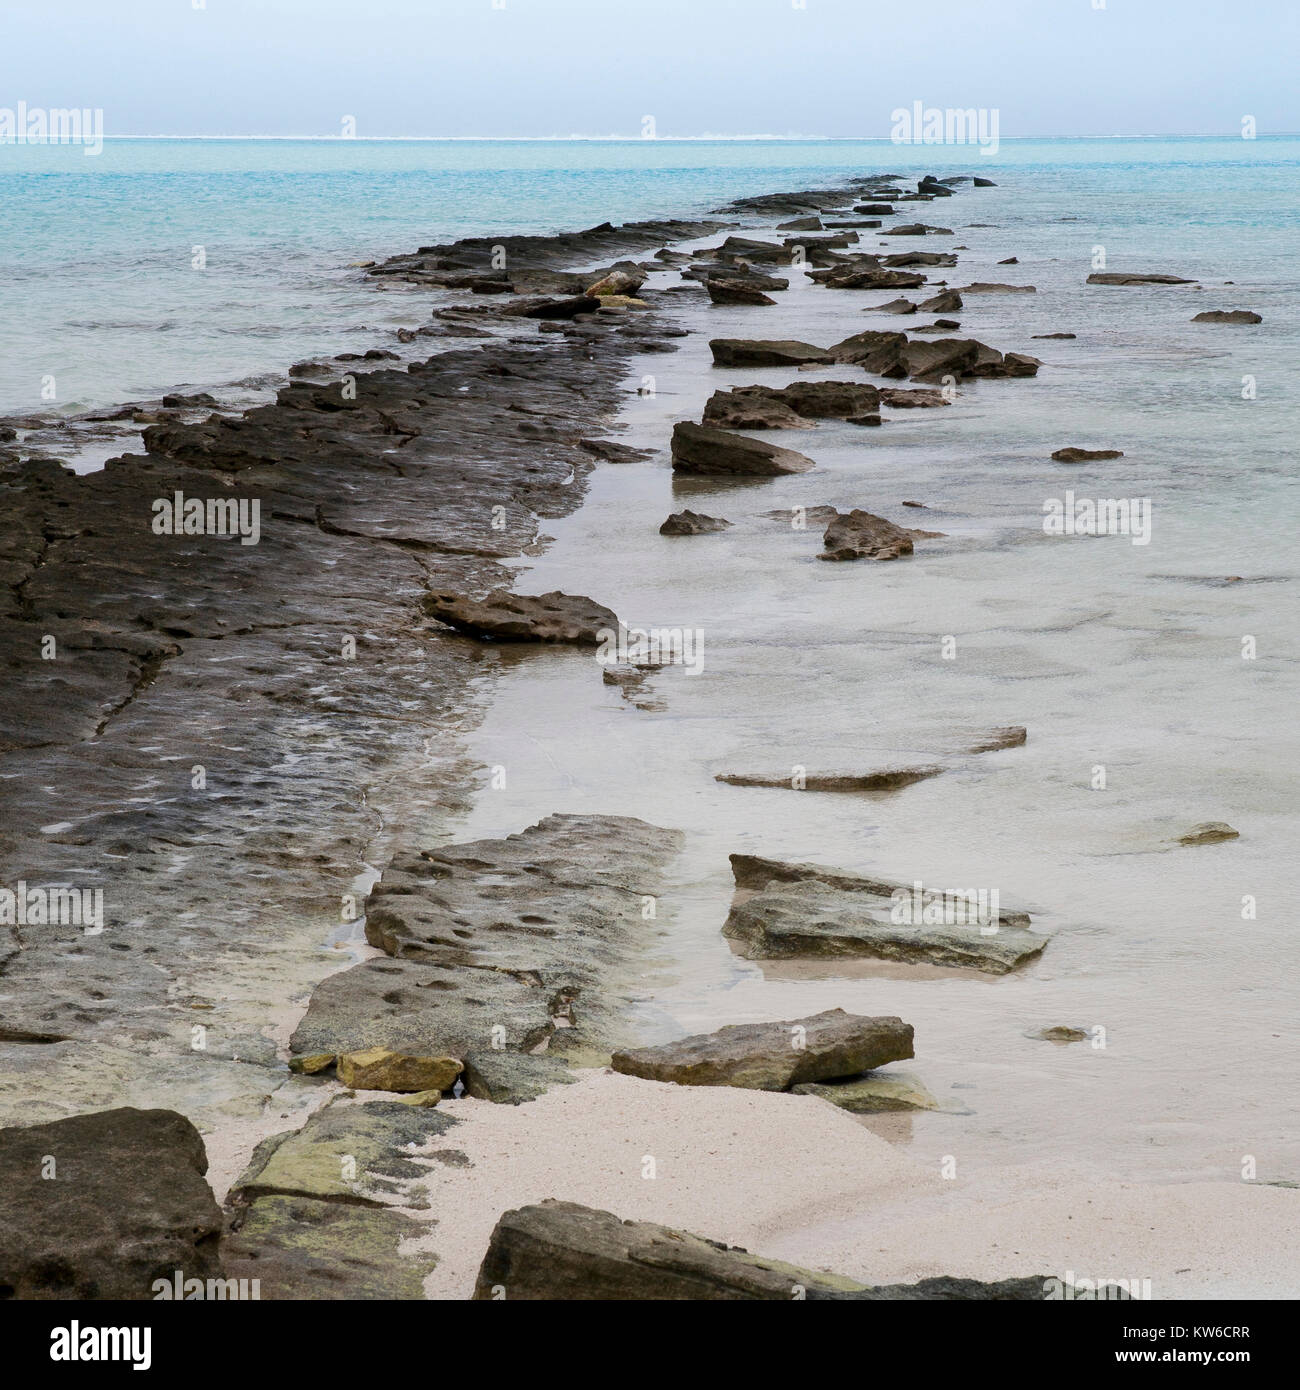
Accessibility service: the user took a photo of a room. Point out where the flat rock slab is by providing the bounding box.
[229,1100,457,1210]
[0,1107,223,1299]
[292,815,683,1074]
[1087,272,1196,285]
[1192,310,1262,324]
[716,765,944,793]
[671,421,815,476]
[723,854,1046,975]
[709,339,832,367]
[424,589,618,644]
[222,1193,436,1300]
[610,1008,913,1091]
[472,1201,1051,1301]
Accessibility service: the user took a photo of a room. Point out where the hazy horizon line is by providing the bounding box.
[6,131,1293,143]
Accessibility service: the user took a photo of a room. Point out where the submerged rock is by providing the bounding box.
[820,509,916,561]
[610,1009,913,1090]
[0,1108,223,1299]
[1176,822,1240,846]
[424,589,619,644]
[957,282,1037,294]
[716,765,943,792]
[660,509,732,535]
[1192,310,1262,324]
[472,1201,1052,1300]
[880,386,950,408]
[963,725,1028,752]
[884,223,954,236]
[671,421,815,476]
[722,854,1046,974]
[792,1070,941,1113]
[1029,1026,1090,1044]
[1051,447,1124,463]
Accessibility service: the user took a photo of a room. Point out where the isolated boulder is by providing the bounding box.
[671,421,815,476]
[660,510,732,535]
[820,509,915,561]
[610,1009,913,1091]
[1177,822,1240,846]
[1192,310,1261,324]
[1087,272,1195,286]
[1051,447,1124,463]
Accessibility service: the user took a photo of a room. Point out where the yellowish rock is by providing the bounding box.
[289,1053,336,1075]
[336,1047,462,1094]
[594,295,649,309]
[393,1090,442,1107]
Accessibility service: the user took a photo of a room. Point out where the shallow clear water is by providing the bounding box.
[432,159,1297,1186]
[7,136,1297,1187]
[3,134,1298,414]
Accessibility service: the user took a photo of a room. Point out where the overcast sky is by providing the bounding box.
[2,0,1295,139]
